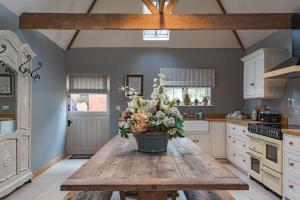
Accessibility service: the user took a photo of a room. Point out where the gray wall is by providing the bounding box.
[0,4,67,170]
[66,48,244,135]
[244,30,300,125]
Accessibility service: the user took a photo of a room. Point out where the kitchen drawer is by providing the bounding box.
[285,135,300,154]
[284,173,300,200]
[183,120,209,132]
[249,136,263,153]
[232,137,248,153]
[232,150,248,172]
[262,166,282,195]
[285,151,300,179]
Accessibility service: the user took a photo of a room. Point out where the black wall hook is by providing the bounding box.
[19,54,31,74]
[31,62,42,82]
[0,44,7,67]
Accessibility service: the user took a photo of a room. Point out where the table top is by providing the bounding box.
[61,135,248,192]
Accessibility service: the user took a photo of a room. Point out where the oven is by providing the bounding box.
[248,136,263,182]
[262,137,282,173]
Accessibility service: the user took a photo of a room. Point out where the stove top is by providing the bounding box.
[248,123,300,140]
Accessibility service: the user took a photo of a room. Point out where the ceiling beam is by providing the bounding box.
[158,0,166,14]
[67,0,98,50]
[216,0,245,50]
[164,0,179,14]
[19,13,296,30]
[141,0,159,14]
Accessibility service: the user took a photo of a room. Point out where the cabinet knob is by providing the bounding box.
[289,162,294,167]
[289,141,294,145]
[233,154,236,156]
[233,128,235,130]
[242,130,246,133]
[243,144,246,148]
[233,140,236,143]
[228,136,231,138]
[243,159,246,162]
[250,83,255,86]
[289,184,294,189]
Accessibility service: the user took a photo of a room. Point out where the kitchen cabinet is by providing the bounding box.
[184,120,210,154]
[226,123,249,174]
[241,48,288,99]
[184,120,226,158]
[283,134,300,200]
[210,122,226,158]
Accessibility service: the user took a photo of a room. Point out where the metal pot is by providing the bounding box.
[134,132,169,153]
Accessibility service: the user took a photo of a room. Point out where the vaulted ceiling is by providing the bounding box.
[1,0,300,50]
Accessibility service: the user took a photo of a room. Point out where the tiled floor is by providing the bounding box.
[4,159,280,200]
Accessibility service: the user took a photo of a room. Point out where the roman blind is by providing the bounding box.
[68,75,108,94]
[160,68,215,87]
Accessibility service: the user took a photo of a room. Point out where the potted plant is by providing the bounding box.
[119,74,185,153]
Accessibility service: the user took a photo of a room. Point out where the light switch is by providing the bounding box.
[116,106,121,111]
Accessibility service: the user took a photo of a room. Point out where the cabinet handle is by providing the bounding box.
[243,159,246,162]
[242,130,246,133]
[289,162,294,167]
[289,184,294,189]
[228,136,231,138]
[233,154,236,156]
[250,83,255,86]
[233,140,236,143]
[289,141,294,146]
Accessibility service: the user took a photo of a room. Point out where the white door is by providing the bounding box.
[211,122,226,158]
[66,74,110,155]
[254,56,265,97]
[244,61,255,98]
[67,114,110,154]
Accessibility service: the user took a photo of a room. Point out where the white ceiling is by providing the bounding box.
[1,0,300,49]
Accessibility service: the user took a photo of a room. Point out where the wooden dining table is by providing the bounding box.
[61,135,249,200]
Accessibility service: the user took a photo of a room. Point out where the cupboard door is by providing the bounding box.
[244,61,255,98]
[254,56,264,97]
[211,122,226,158]
[19,136,30,172]
[0,139,17,183]
[195,134,210,154]
[18,74,31,131]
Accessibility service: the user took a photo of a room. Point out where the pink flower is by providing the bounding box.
[131,113,149,134]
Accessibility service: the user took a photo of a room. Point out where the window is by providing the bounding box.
[143,1,170,41]
[67,75,109,112]
[165,87,212,105]
[69,94,107,112]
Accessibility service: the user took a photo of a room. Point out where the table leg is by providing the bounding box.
[138,191,168,200]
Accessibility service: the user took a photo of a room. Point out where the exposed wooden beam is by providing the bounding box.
[19,13,296,30]
[216,0,245,50]
[164,0,179,14]
[67,0,98,50]
[141,0,159,14]
[158,0,166,14]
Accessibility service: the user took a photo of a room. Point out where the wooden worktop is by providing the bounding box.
[61,135,248,196]
[282,129,300,137]
[0,113,16,121]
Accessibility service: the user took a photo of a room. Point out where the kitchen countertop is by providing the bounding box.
[282,129,300,137]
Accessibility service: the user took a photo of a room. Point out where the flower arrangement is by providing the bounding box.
[119,73,184,140]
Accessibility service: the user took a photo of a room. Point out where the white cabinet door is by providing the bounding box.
[211,122,226,158]
[254,56,265,97]
[244,61,255,98]
[194,134,210,154]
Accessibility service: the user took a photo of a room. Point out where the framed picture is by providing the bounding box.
[125,74,144,96]
[0,74,13,97]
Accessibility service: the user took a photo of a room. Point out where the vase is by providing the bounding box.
[134,132,169,153]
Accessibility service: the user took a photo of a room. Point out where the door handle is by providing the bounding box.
[68,120,73,127]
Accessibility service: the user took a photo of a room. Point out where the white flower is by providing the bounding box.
[164,117,175,127]
[155,111,165,119]
[170,107,180,117]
